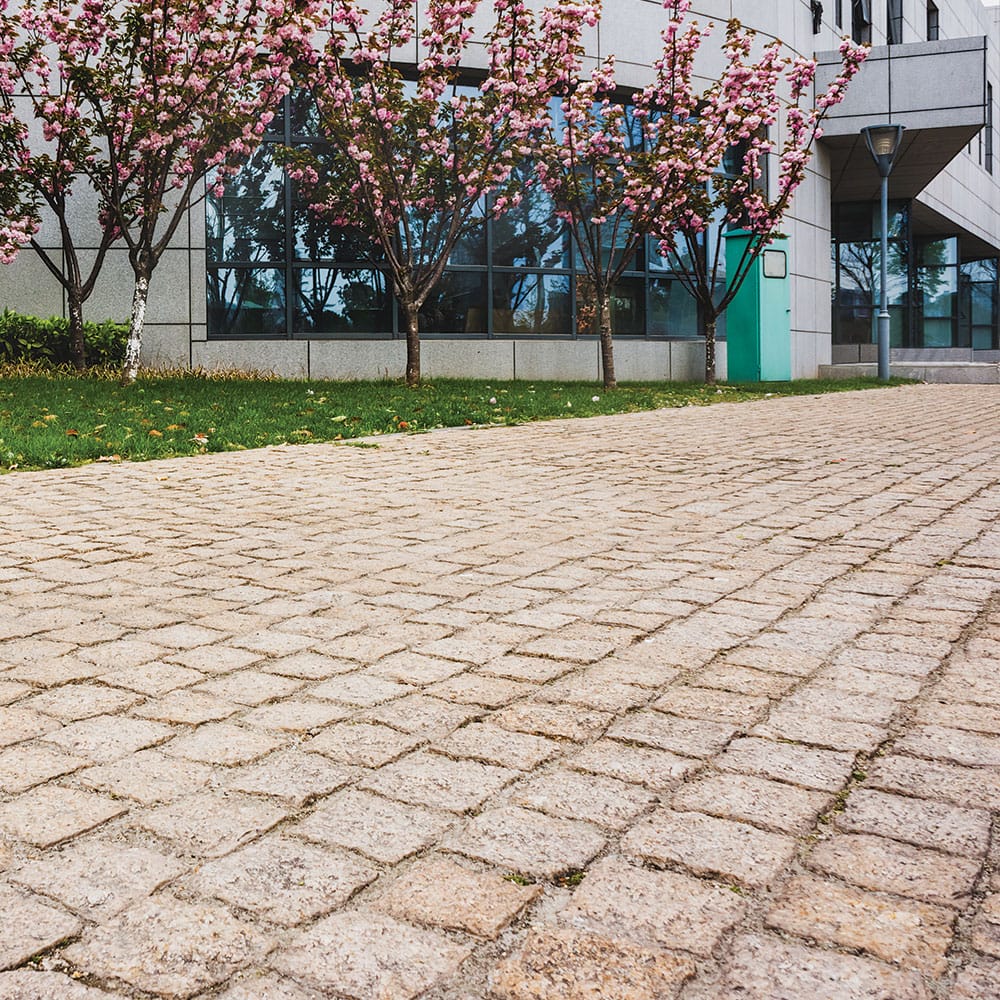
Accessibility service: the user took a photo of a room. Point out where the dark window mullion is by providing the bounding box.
[283,95,294,339]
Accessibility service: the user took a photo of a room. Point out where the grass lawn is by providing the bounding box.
[0,367,914,473]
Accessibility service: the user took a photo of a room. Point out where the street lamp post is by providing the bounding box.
[861,124,905,381]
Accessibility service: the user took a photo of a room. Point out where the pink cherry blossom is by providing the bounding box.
[284,0,594,386]
[533,0,866,387]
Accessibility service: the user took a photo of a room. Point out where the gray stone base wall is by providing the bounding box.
[166,338,731,383]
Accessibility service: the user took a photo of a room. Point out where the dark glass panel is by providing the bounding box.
[962,258,997,283]
[648,278,699,337]
[449,209,487,266]
[571,225,643,274]
[835,305,873,345]
[836,201,907,242]
[649,234,700,274]
[290,90,320,138]
[492,273,571,335]
[492,176,568,269]
[837,240,877,307]
[920,264,957,347]
[576,277,645,336]
[293,182,375,264]
[264,100,286,138]
[207,147,285,264]
[207,268,286,337]
[419,272,487,334]
[398,205,486,267]
[918,237,958,267]
[293,268,391,336]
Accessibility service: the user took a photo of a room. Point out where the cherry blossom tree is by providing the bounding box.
[648,9,867,384]
[535,0,866,387]
[9,0,324,382]
[284,0,597,387]
[0,0,118,369]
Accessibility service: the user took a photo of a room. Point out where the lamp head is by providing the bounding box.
[862,124,905,178]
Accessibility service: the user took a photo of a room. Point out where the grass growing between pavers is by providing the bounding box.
[0,366,914,472]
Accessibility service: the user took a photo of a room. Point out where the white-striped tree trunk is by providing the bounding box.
[122,271,149,384]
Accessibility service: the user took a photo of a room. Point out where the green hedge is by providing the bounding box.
[0,309,128,366]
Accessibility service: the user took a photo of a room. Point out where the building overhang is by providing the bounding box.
[815,37,987,203]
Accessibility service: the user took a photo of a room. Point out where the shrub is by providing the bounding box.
[0,310,128,366]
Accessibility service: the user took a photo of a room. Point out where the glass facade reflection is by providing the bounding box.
[207,96,702,341]
[832,201,1000,350]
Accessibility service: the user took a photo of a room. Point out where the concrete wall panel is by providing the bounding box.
[422,340,515,380]
[308,340,406,381]
[513,340,601,381]
[192,339,309,378]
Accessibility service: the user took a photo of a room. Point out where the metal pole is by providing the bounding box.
[877,173,891,381]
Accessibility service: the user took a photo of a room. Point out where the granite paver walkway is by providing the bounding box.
[1,383,999,999]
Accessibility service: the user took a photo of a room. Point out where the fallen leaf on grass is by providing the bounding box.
[65,429,79,437]
[148,429,163,438]
[96,455,122,463]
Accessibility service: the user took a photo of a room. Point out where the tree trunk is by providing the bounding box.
[597,290,617,390]
[67,291,86,371]
[404,304,420,387]
[704,317,717,386]
[122,270,149,385]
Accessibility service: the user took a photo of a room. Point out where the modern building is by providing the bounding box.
[3,0,999,381]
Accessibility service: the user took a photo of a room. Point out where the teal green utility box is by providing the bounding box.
[724,231,791,382]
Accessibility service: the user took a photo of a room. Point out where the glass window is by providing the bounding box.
[448,210,488,267]
[492,273,571,335]
[919,263,958,347]
[649,279,699,338]
[987,83,994,175]
[492,178,568,270]
[961,259,998,351]
[887,0,903,44]
[208,268,286,338]
[207,92,718,342]
[927,2,939,40]
[852,0,871,44]
[419,272,487,334]
[293,268,391,336]
[576,277,645,337]
[207,147,285,264]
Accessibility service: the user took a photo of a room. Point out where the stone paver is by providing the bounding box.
[272,910,472,999]
[136,791,288,857]
[556,856,745,957]
[490,928,695,1000]
[185,835,377,925]
[0,785,127,847]
[808,832,981,908]
[767,875,956,975]
[63,896,269,998]
[375,856,540,938]
[446,805,607,878]
[623,808,798,888]
[834,787,992,857]
[293,789,453,863]
[0,971,115,998]
[715,933,931,999]
[10,840,185,919]
[1,385,998,998]
[0,884,80,970]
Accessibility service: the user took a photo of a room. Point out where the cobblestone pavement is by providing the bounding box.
[1,383,999,1000]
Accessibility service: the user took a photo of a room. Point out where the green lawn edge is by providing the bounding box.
[0,368,917,473]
